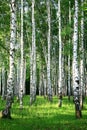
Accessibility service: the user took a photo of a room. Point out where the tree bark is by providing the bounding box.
[47,0,52,102]
[80,0,84,109]
[73,0,82,118]
[68,1,71,101]
[23,58,26,95]
[19,0,24,109]
[58,0,62,107]
[2,0,16,119]
[30,0,36,105]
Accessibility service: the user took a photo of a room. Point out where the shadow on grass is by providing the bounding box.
[1,96,87,130]
[1,113,87,130]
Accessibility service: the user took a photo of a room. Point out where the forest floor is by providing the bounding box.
[0,96,87,130]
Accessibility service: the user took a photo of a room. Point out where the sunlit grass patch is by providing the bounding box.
[0,96,87,130]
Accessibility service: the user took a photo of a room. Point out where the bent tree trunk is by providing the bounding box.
[2,0,16,119]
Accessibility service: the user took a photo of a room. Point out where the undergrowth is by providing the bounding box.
[0,96,87,130]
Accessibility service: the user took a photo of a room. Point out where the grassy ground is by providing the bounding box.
[0,96,87,130]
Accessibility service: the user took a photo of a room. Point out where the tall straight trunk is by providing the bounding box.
[43,72,47,98]
[68,55,71,100]
[19,0,24,109]
[30,46,33,104]
[15,5,21,99]
[2,0,16,118]
[47,0,52,102]
[62,53,66,96]
[30,0,36,105]
[80,0,84,109]
[16,58,20,99]
[51,48,57,96]
[68,1,71,100]
[23,58,26,95]
[58,0,62,107]
[39,70,43,96]
[73,0,82,118]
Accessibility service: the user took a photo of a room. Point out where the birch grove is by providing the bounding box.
[0,0,87,119]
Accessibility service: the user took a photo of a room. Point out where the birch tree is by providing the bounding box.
[58,0,62,107]
[43,71,47,98]
[23,58,26,95]
[2,0,16,118]
[72,0,82,118]
[47,0,52,101]
[16,58,20,99]
[39,69,43,96]
[80,0,84,109]
[68,1,71,100]
[30,0,36,105]
[19,0,24,109]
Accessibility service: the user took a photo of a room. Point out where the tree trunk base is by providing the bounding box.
[58,94,62,107]
[75,110,82,118]
[58,100,62,107]
[47,95,52,102]
[2,108,12,119]
[68,96,71,101]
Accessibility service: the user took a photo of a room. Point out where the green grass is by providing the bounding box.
[0,96,87,130]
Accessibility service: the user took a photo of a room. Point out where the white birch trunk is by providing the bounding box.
[15,11,21,99]
[16,58,21,99]
[39,70,43,96]
[80,0,84,109]
[51,52,57,96]
[33,0,36,102]
[68,1,71,100]
[62,52,66,96]
[47,0,52,101]
[73,0,82,118]
[43,73,47,98]
[68,55,71,99]
[42,46,47,65]
[23,58,26,95]
[19,0,24,109]
[30,46,33,104]
[58,0,62,107]
[2,0,16,118]
[30,0,36,105]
